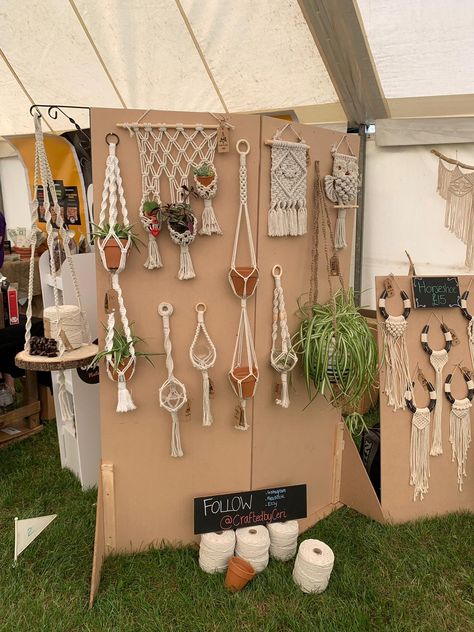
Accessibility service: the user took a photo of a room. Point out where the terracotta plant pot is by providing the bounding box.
[111,359,135,382]
[100,238,129,271]
[13,246,33,261]
[229,367,258,399]
[229,267,259,299]
[197,175,214,187]
[225,556,255,592]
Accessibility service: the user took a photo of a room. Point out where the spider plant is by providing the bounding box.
[91,222,143,250]
[91,324,158,371]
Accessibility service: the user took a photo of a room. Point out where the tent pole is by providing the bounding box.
[353,123,367,306]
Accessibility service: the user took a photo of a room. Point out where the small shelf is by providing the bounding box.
[15,344,99,371]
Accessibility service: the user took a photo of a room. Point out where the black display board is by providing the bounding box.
[412,276,460,309]
[194,484,307,534]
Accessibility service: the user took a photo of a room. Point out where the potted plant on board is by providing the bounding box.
[92,223,142,271]
[193,162,215,188]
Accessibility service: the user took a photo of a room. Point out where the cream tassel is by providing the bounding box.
[178,244,196,280]
[235,399,249,431]
[200,199,222,236]
[144,234,163,270]
[335,209,347,249]
[201,370,213,427]
[297,201,307,236]
[382,317,411,411]
[449,400,472,491]
[116,377,136,413]
[410,408,431,501]
[429,350,448,456]
[171,410,184,458]
[268,202,287,237]
[276,372,290,408]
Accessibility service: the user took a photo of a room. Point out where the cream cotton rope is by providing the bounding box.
[199,530,235,574]
[293,539,334,593]
[235,526,270,573]
[189,303,217,427]
[444,370,474,491]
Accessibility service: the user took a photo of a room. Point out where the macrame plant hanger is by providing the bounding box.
[421,320,452,455]
[460,289,474,369]
[265,122,309,237]
[97,133,136,413]
[405,379,437,502]
[270,265,297,408]
[228,139,259,431]
[324,135,359,250]
[444,367,474,491]
[189,303,217,426]
[158,302,187,457]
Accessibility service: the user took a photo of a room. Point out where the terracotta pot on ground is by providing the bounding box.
[111,359,135,382]
[229,367,258,399]
[100,238,129,271]
[197,175,214,187]
[225,557,255,592]
[229,267,259,299]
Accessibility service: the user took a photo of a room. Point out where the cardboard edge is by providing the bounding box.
[88,468,105,609]
[298,501,342,533]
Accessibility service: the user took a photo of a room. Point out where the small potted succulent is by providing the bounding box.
[193,162,215,188]
[92,222,142,271]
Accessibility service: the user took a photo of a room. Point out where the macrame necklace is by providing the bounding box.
[158,302,187,457]
[379,289,412,410]
[189,303,217,427]
[444,369,474,491]
[98,135,136,413]
[228,139,259,431]
[421,322,452,456]
[270,265,297,408]
[460,290,474,369]
[405,381,437,502]
[266,123,308,237]
[324,135,359,250]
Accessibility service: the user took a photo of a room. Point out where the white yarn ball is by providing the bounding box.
[235,525,270,573]
[267,520,299,561]
[199,530,235,574]
[293,539,334,593]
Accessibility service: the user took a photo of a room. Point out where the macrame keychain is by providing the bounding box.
[421,321,452,455]
[460,290,474,368]
[379,289,412,410]
[158,302,187,457]
[324,136,359,249]
[445,368,474,491]
[266,123,308,237]
[98,133,136,412]
[189,303,217,426]
[193,160,222,235]
[405,380,437,501]
[270,265,297,408]
[228,139,259,430]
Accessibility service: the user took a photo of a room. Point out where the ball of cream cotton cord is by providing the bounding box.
[267,520,299,561]
[199,530,236,573]
[235,525,270,573]
[293,539,334,593]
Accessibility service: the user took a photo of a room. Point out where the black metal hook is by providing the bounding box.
[105,133,120,146]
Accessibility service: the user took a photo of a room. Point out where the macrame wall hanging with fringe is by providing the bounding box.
[270,265,297,408]
[324,136,359,250]
[405,380,437,502]
[265,123,308,237]
[445,368,474,491]
[189,303,217,427]
[379,289,412,411]
[228,139,259,431]
[460,289,474,369]
[158,302,187,457]
[421,320,452,456]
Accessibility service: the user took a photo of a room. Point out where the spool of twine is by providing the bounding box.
[293,539,334,593]
[235,525,270,573]
[199,530,236,573]
[267,520,299,561]
[43,305,83,350]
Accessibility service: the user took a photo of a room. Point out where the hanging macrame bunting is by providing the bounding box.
[97,135,136,413]
[379,289,412,411]
[270,265,297,408]
[445,370,474,491]
[405,382,437,502]
[189,303,217,426]
[228,139,259,430]
[324,136,359,250]
[421,322,452,456]
[460,290,474,368]
[158,302,187,457]
[266,123,308,237]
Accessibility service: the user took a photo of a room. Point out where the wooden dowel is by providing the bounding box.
[430,149,474,170]
[116,123,219,130]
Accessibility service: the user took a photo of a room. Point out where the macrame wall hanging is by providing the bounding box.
[189,303,217,427]
[158,302,187,457]
[405,380,437,502]
[421,321,452,456]
[97,134,136,413]
[265,123,308,237]
[270,265,297,408]
[460,290,474,369]
[433,150,474,268]
[445,368,474,491]
[324,136,359,250]
[228,139,259,431]
[379,289,412,410]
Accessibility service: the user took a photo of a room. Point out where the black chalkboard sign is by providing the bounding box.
[412,276,460,309]
[194,484,307,534]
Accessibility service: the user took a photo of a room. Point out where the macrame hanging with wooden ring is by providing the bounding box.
[193,160,222,236]
[97,134,136,413]
[270,265,297,408]
[228,139,259,430]
[405,380,437,502]
[266,123,309,237]
[460,290,474,368]
[189,303,217,427]
[421,321,452,456]
[158,303,187,457]
[324,135,359,250]
[445,368,474,491]
[379,290,412,411]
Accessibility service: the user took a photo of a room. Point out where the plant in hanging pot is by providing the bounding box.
[193,162,215,188]
[141,200,164,238]
[92,223,142,271]
[164,201,197,235]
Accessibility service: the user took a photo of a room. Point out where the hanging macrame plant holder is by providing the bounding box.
[189,303,217,426]
[158,302,187,457]
[270,265,297,408]
[228,139,259,430]
[193,160,221,235]
[266,123,308,237]
[167,203,198,280]
[445,370,474,491]
[324,136,359,250]
[139,197,163,270]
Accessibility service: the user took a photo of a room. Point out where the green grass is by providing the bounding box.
[0,422,473,632]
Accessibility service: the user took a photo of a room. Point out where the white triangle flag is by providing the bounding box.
[14,514,57,563]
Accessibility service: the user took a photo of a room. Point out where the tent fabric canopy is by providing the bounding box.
[1,0,474,135]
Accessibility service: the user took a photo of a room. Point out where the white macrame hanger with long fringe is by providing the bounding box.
[189,302,217,426]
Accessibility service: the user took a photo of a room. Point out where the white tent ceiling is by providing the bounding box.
[1,0,474,135]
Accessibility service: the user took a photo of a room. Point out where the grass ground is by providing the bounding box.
[0,422,473,632]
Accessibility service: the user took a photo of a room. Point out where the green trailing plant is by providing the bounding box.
[142,200,163,218]
[193,163,214,178]
[91,324,158,371]
[91,222,143,250]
